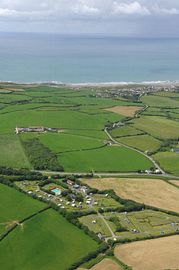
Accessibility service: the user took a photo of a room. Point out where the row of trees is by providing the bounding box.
[23,138,64,171]
[0,166,47,181]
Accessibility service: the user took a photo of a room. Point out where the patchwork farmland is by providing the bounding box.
[1,84,179,269]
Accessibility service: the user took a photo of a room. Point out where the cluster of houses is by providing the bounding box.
[94,84,177,100]
[15,126,62,134]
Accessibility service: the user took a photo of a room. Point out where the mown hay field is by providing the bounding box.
[82,178,179,213]
[114,235,179,270]
[90,258,122,270]
[104,105,142,117]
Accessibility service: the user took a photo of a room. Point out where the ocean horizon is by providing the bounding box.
[0,32,179,84]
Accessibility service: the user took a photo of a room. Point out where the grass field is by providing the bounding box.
[153,151,179,175]
[141,94,179,108]
[0,209,98,270]
[59,146,152,172]
[110,125,144,138]
[0,135,31,169]
[114,235,179,270]
[132,116,179,139]
[117,134,161,152]
[90,258,122,270]
[0,183,44,235]
[21,133,104,154]
[104,106,142,117]
[82,178,179,213]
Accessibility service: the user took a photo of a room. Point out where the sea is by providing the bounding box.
[0,32,179,84]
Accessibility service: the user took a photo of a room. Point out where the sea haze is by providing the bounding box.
[0,32,179,83]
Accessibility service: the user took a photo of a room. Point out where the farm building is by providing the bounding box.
[15,126,60,134]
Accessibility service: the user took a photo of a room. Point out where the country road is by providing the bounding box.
[34,126,179,179]
[104,127,166,175]
[36,170,179,180]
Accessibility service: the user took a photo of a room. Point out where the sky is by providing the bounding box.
[0,0,179,37]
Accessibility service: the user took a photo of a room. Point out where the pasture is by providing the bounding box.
[153,151,179,175]
[114,235,179,270]
[117,134,161,152]
[82,178,179,213]
[132,116,179,139]
[59,146,152,172]
[141,94,179,108]
[0,209,98,270]
[0,183,44,235]
[110,125,144,138]
[28,133,104,154]
[0,135,31,169]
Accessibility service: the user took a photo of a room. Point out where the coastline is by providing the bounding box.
[0,80,179,88]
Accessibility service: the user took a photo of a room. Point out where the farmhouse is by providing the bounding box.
[15,126,61,134]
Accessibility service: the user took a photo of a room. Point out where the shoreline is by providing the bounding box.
[0,80,179,88]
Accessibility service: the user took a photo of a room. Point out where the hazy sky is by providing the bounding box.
[0,0,179,36]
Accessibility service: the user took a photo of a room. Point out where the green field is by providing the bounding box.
[58,146,152,172]
[21,132,104,154]
[141,94,179,108]
[0,183,44,235]
[117,134,161,152]
[0,209,98,270]
[132,116,179,139]
[153,151,179,175]
[0,135,31,169]
[110,125,144,138]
